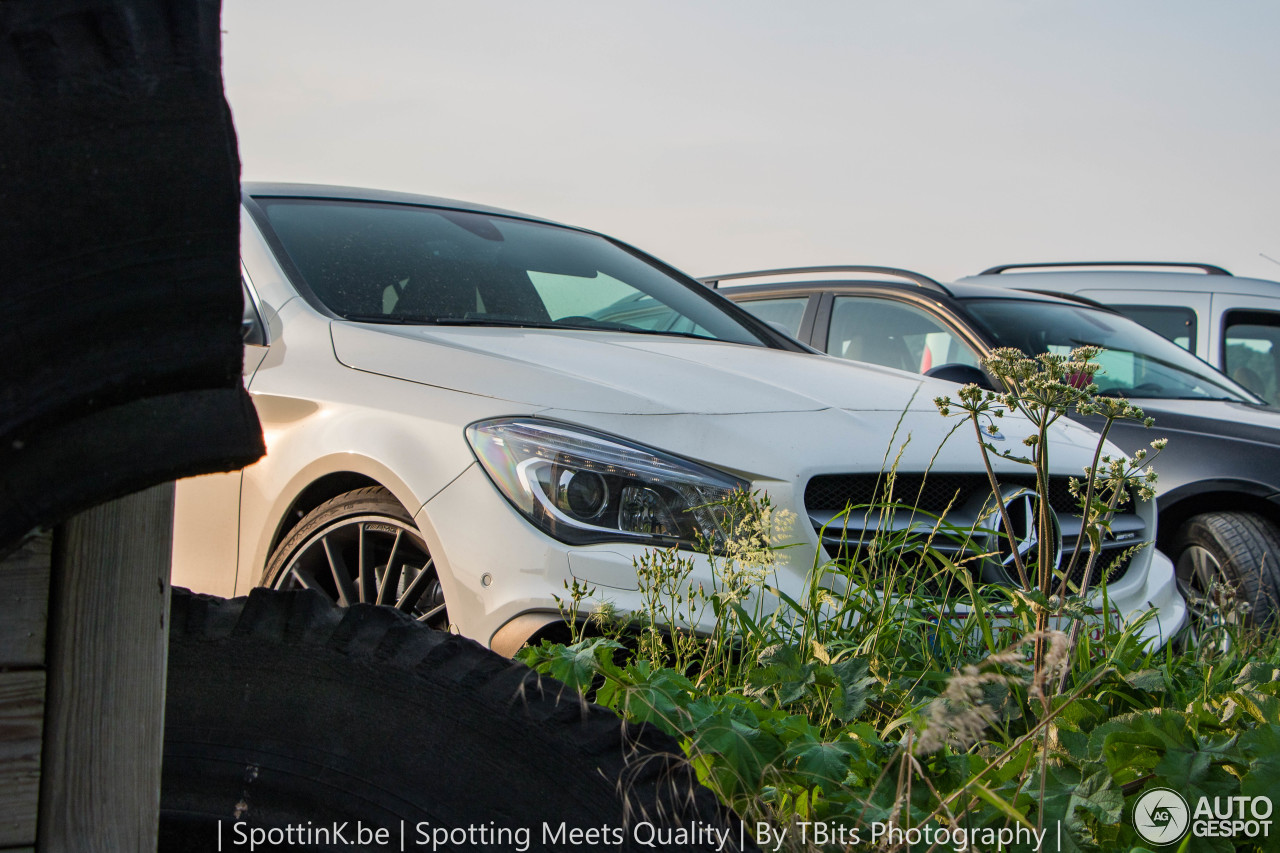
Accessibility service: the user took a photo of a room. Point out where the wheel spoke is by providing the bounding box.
[358,523,376,604]
[322,537,357,607]
[416,603,446,623]
[396,559,436,612]
[376,530,404,606]
[270,494,444,626]
[289,565,316,590]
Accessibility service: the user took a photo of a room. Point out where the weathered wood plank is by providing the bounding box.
[0,532,51,667]
[37,483,173,853]
[0,671,44,849]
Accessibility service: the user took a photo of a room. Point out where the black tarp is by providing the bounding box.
[0,0,263,550]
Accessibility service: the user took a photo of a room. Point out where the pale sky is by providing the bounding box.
[223,1,1280,284]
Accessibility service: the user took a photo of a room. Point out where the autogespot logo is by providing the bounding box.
[1133,787,1190,845]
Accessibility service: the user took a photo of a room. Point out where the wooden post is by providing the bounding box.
[35,483,174,853]
[0,530,49,852]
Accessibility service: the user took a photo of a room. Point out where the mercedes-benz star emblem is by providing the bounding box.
[992,488,1062,583]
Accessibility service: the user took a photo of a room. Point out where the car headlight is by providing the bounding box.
[466,418,748,549]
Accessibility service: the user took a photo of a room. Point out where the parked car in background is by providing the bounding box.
[715,265,1280,626]
[171,194,1186,653]
[959,262,1280,407]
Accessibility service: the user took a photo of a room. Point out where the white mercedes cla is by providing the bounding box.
[171,184,1185,652]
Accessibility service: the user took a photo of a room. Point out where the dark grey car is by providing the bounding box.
[714,265,1280,626]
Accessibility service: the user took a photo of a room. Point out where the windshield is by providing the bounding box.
[255,198,765,346]
[964,298,1257,402]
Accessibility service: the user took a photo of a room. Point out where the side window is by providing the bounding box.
[1115,305,1197,353]
[1223,310,1280,405]
[733,296,809,338]
[827,296,980,373]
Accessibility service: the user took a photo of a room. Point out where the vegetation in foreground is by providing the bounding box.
[520,349,1280,852]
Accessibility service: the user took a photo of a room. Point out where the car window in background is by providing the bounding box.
[257,199,765,346]
[827,296,980,374]
[1223,310,1280,406]
[966,298,1254,402]
[733,296,809,338]
[1116,305,1198,353]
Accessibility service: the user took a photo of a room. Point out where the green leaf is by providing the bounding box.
[1239,724,1280,801]
[690,706,784,799]
[1088,709,1195,780]
[1222,685,1280,725]
[830,657,876,723]
[1032,763,1123,844]
[1233,662,1280,688]
[972,781,1037,832]
[783,734,861,789]
[612,664,695,732]
[1152,748,1237,802]
[535,637,623,694]
[747,644,818,706]
[1122,669,1167,693]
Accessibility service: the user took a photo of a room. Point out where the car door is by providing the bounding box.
[171,234,275,595]
[1217,301,1280,406]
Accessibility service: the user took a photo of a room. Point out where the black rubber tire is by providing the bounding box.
[161,587,753,852]
[263,487,449,630]
[1172,512,1280,628]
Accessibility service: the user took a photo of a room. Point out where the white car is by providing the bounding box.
[171,186,1186,652]
[963,262,1280,407]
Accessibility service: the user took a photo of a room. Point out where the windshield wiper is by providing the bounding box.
[342,314,568,330]
[340,313,721,341]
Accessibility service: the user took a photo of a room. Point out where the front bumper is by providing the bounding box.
[418,464,1187,652]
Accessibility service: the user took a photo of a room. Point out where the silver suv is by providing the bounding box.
[961,262,1280,407]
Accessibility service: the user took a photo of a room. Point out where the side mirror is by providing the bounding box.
[923,363,998,391]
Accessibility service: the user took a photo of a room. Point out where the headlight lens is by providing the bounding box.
[466,418,748,549]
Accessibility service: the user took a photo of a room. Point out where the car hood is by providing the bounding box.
[330,322,940,416]
[1123,397,1280,448]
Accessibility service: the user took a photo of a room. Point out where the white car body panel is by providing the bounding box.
[172,193,1186,651]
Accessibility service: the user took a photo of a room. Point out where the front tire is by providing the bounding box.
[1172,511,1280,631]
[263,487,448,630]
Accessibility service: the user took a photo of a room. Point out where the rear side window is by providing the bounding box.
[827,296,980,373]
[734,296,809,338]
[1223,310,1280,406]
[1115,305,1197,354]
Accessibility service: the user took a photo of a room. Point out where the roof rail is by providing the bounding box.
[699,265,950,295]
[979,261,1232,276]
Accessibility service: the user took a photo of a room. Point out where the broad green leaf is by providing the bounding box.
[1122,669,1167,693]
[1152,748,1237,802]
[1239,724,1280,800]
[747,644,818,706]
[1233,662,1280,687]
[539,637,623,693]
[1088,709,1195,779]
[1221,685,1280,725]
[831,657,875,723]
[783,734,861,788]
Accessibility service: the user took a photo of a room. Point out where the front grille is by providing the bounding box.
[805,472,1140,593]
[1056,545,1136,593]
[804,472,1082,516]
